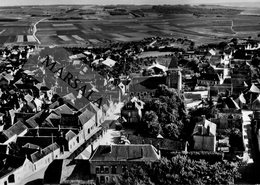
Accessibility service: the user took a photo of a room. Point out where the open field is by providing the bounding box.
[0,5,260,46]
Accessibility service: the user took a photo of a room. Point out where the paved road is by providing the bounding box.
[76,102,124,158]
[241,110,253,163]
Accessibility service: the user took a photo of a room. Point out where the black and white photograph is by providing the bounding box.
[0,0,259,184]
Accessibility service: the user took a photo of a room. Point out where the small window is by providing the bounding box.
[112,165,117,174]
[100,176,105,184]
[4,181,7,185]
[76,136,79,143]
[100,166,104,173]
[104,166,109,173]
[8,174,15,183]
[88,129,90,134]
[122,165,127,173]
[96,166,100,174]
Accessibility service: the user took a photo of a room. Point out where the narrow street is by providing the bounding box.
[236,110,260,184]
[76,102,124,159]
[241,110,253,163]
[21,102,124,185]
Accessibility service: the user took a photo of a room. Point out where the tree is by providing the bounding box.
[142,111,161,137]
[229,128,244,151]
[119,165,154,185]
[119,155,241,185]
[141,84,187,140]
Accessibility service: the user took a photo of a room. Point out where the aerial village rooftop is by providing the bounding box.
[1,3,260,185]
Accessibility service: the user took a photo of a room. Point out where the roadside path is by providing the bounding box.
[32,18,47,44]
[231,20,236,34]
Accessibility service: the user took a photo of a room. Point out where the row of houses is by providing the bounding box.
[0,99,119,185]
[43,144,161,185]
[0,45,121,185]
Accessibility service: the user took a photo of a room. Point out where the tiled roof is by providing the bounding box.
[65,130,77,141]
[25,110,46,128]
[129,76,166,93]
[155,56,172,68]
[85,102,100,114]
[90,144,160,162]
[78,109,95,125]
[46,112,60,122]
[53,104,74,116]
[128,135,185,151]
[31,142,60,163]
[3,120,28,139]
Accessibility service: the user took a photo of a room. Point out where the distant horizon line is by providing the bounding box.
[0,3,249,7]
[0,1,259,8]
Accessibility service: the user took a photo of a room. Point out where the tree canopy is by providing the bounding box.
[119,155,240,185]
[141,84,187,140]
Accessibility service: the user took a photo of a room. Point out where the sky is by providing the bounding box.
[0,0,258,6]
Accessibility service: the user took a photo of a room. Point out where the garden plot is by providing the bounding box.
[58,35,71,41]
[72,35,85,41]
[17,35,23,42]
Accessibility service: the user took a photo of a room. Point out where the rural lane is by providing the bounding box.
[231,20,236,34]
[32,18,47,44]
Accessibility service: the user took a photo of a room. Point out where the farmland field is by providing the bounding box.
[0,5,260,46]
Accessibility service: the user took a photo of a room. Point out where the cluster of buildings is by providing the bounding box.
[2,36,260,184]
[0,46,120,185]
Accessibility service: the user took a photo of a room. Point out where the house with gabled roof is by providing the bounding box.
[89,144,160,185]
[121,97,145,125]
[1,120,28,144]
[52,104,74,116]
[215,97,242,129]
[79,108,98,141]
[86,102,103,127]
[192,116,217,152]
